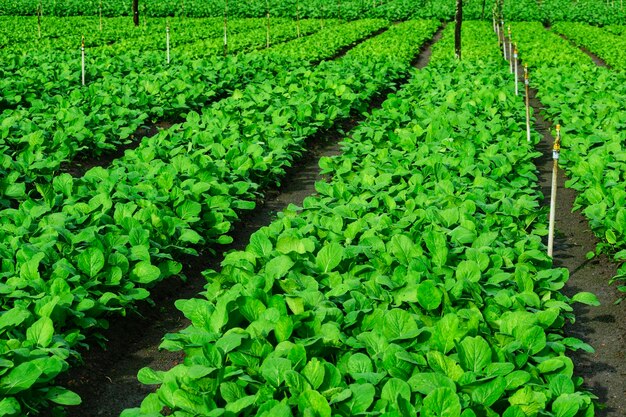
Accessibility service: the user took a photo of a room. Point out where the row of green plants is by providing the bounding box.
[552,22,626,70]
[604,23,626,35]
[0,20,439,417]
[0,0,393,20]
[0,16,261,51]
[4,0,626,23]
[2,19,379,208]
[511,22,626,291]
[121,22,597,417]
[502,0,626,25]
[1,17,334,114]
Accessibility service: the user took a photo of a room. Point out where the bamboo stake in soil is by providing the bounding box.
[548,125,562,258]
[81,36,85,86]
[524,64,531,142]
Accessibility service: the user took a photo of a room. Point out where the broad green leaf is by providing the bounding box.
[552,393,582,417]
[220,382,246,403]
[260,357,291,388]
[347,353,373,376]
[77,247,105,278]
[417,280,442,310]
[457,336,492,372]
[0,307,31,330]
[420,387,461,417]
[302,358,325,390]
[343,383,375,414]
[388,234,421,265]
[571,292,600,306]
[0,397,20,416]
[137,368,164,385]
[316,243,344,273]
[131,261,161,284]
[266,255,294,280]
[470,376,506,407]
[26,317,54,347]
[408,372,456,395]
[277,236,315,255]
[225,395,256,413]
[381,378,412,404]
[382,309,420,341]
[509,387,547,416]
[424,230,448,267]
[45,387,81,405]
[456,260,481,283]
[248,232,272,258]
[0,362,43,395]
[298,389,331,417]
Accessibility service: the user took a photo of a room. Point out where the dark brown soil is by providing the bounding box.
[413,23,445,69]
[522,62,626,415]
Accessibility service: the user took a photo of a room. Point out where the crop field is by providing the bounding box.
[1,0,626,416]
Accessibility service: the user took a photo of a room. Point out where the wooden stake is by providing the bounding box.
[81,36,85,86]
[548,125,561,258]
[514,44,519,95]
[524,64,531,143]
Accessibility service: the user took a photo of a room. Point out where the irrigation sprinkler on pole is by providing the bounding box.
[524,64,531,143]
[514,44,519,95]
[81,36,86,86]
[548,125,562,258]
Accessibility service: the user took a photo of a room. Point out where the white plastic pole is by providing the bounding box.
[496,23,500,46]
[548,125,561,258]
[514,45,519,96]
[524,64,531,143]
[81,36,85,86]
[508,27,513,73]
[223,0,228,55]
[166,25,170,63]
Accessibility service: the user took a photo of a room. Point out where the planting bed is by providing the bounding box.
[2,5,626,417]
